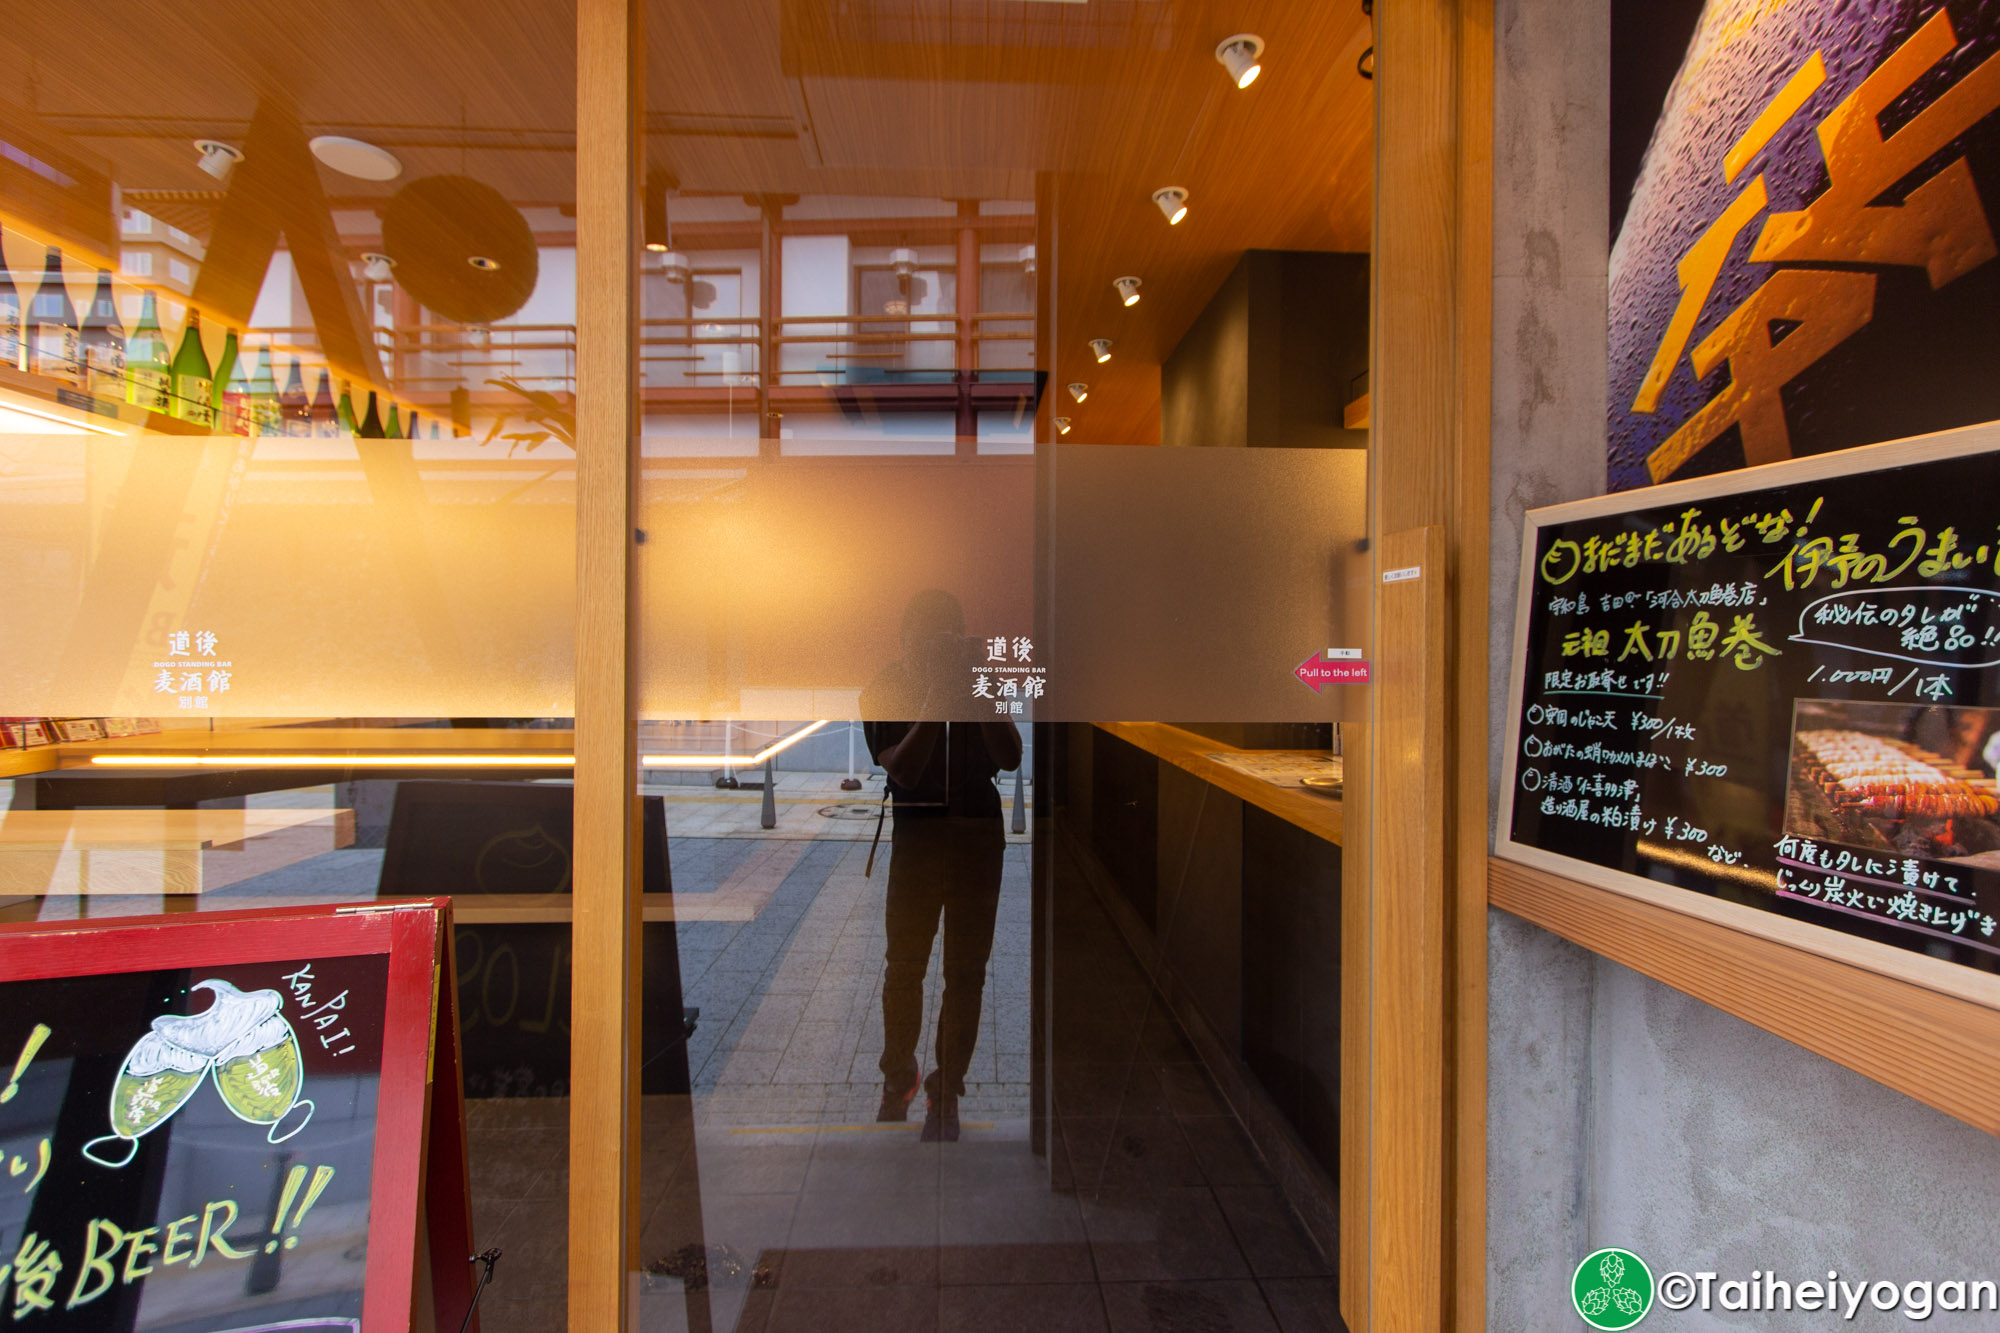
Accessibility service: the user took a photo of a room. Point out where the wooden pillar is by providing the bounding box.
[1354,0,1492,1328]
[570,0,642,1327]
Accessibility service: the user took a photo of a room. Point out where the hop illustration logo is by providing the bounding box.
[1571,1248,1654,1329]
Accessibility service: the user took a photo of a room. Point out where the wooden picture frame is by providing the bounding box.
[1495,422,2000,1129]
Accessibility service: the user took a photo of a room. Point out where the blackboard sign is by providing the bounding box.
[1501,425,2000,1001]
[0,901,474,1332]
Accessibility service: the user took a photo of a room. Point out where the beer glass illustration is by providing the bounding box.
[212,1012,314,1142]
[84,978,314,1167]
[84,1030,209,1166]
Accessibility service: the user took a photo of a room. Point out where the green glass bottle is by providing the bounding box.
[28,246,82,390]
[126,292,172,413]
[358,390,384,438]
[248,343,279,436]
[213,327,246,434]
[384,400,402,438]
[335,379,357,435]
[80,270,126,406]
[169,308,214,427]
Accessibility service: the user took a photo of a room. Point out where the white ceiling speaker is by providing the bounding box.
[309,136,404,181]
[361,252,396,282]
[1114,276,1142,306]
[1215,34,1265,89]
[194,140,243,182]
[1067,382,1089,403]
[1090,338,1112,363]
[1151,187,1188,225]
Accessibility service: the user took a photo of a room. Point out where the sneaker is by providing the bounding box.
[876,1071,921,1123]
[919,1094,959,1142]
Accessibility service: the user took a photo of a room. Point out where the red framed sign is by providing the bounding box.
[0,899,475,1332]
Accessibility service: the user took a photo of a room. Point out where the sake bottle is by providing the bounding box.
[0,244,19,371]
[126,292,172,413]
[384,399,402,439]
[335,379,357,435]
[279,356,308,435]
[309,369,337,436]
[28,246,82,389]
[79,270,126,405]
[212,327,247,434]
[358,389,384,438]
[169,309,214,427]
[248,342,279,436]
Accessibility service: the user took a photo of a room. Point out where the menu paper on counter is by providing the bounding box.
[0,900,475,1332]
[1500,424,2000,996]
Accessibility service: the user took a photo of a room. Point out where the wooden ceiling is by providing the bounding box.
[0,0,1372,445]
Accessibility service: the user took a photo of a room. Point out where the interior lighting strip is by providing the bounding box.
[84,720,836,771]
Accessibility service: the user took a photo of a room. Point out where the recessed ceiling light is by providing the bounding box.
[1090,339,1112,363]
[1055,416,1072,435]
[1114,276,1142,307]
[193,140,243,182]
[468,255,502,271]
[1152,187,1188,225]
[1068,382,1089,403]
[1215,34,1265,89]
[309,135,403,182]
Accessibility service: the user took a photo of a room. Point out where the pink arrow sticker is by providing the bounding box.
[1296,652,1371,692]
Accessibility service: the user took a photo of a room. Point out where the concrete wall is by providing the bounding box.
[1485,1,2000,1327]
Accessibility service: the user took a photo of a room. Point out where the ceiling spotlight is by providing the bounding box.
[1067,382,1089,403]
[360,253,396,283]
[890,247,919,279]
[194,140,244,182]
[1090,338,1112,363]
[467,255,502,271]
[1055,416,1072,435]
[309,135,403,181]
[660,250,692,283]
[1152,187,1188,225]
[1215,34,1265,89]
[1019,244,1037,275]
[466,325,492,349]
[1113,276,1142,307]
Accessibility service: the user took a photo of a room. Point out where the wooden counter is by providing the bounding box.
[0,807,354,896]
[1093,722,1344,846]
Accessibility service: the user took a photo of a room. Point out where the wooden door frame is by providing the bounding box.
[1344,0,1494,1329]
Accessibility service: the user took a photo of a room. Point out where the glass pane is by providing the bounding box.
[631,3,1368,1330]
[0,5,576,1329]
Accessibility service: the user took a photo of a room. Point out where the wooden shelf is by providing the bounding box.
[1093,721,1343,847]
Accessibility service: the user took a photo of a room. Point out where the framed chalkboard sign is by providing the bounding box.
[1501,423,2000,1008]
[0,900,475,1332]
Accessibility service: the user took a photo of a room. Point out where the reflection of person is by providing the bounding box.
[862,590,1021,1142]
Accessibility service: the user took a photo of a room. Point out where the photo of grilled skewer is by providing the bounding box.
[1783,703,2000,871]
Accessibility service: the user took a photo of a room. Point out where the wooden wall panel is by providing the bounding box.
[569,0,642,1327]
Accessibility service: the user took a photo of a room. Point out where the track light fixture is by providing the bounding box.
[1055,416,1072,435]
[1151,187,1188,225]
[1068,382,1089,403]
[890,247,919,280]
[644,169,674,252]
[360,253,396,283]
[194,140,244,182]
[1113,276,1142,307]
[1090,339,1112,363]
[1215,34,1265,89]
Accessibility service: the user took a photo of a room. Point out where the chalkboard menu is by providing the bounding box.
[1501,425,2000,994]
[0,901,473,1333]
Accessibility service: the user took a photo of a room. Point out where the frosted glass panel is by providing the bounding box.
[637,440,1032,721]
[632,440,1366,723]
[0,433,574,717]
[1049,445,1369,722]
